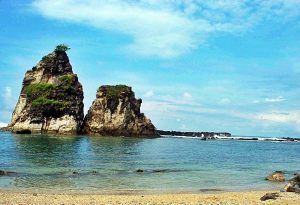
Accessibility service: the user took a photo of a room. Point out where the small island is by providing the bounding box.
[7,45,84,134]
[82,85,157,136]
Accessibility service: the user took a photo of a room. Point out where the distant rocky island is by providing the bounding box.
[4,45,156,136]
[157,130,231,139]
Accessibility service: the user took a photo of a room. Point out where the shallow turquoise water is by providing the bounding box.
[0,131,299,193]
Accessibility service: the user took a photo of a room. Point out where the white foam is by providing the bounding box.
[162,135,300,142]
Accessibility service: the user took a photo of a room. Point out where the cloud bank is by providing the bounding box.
[0,122,7,128]
[32,0,300,58]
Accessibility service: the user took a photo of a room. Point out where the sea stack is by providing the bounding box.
[82,85,157,136]
[8,45,84,134]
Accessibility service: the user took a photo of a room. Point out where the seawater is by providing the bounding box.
[0,131,299,193]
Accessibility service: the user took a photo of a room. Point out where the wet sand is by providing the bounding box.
[0,190,299,205]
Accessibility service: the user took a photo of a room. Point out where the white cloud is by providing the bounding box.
[144,90,154,97]
[0,122,8,128]
[1,86,13,110]
[256,111,300,123]
[264,96,285,103]
[183,92,192,99]
[255,110,300,132]
[1,87,14,124]
[4,87,12,102]
[220,98,231,104]
[32,0,300,58]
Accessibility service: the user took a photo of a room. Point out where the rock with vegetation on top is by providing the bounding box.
[7,44,84,134]
[82,85,157,136]
[265,171,285,182]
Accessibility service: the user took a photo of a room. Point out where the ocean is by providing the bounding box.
[0,131,299,193]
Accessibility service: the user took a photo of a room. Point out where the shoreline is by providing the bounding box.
[0,185,284,195]
[1,189,299,204]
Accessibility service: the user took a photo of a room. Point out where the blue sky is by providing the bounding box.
[1,0,300,137]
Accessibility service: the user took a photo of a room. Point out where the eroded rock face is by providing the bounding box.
[265,171,286,182]
[283,175,300,192]
[8,50,84,134]
[82,85,157,136]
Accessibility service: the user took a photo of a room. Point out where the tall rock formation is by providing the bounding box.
[8,46,84,134]
[82,85,157,136]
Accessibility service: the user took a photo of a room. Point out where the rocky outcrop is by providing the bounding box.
[157,130,231,139]
[7,46,84,134]
[82,85,157,136]
[260,193,279,201]
[0,170,16,176]
[283,175,300,193]
[265,171,285,182]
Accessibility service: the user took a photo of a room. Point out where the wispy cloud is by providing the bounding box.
[144,90,154,98]
[264,96,286,103]
[256,110,300,132]
[0,86,14,123]
[220,98,231,104]
[3,87,12,102]
[1,86,13,109]
[32,0,300,58]
[183,92,192,99]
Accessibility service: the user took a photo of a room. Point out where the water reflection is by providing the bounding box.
[0,132,299,192]
[8,134,147,190]
[13,134,83,168]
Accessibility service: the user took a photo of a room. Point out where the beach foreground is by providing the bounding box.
[1,190,299,205]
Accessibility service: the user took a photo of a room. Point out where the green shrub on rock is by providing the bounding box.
[41,55,53,64]
[58,74,74,84]
[55,44,70,53]
[26,83,54,97]
[105,85,130,98]
[32,97,69,111]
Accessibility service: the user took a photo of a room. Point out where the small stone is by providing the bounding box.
[0,170,7,176]
[33,193,37,196]
[260,193,279,201]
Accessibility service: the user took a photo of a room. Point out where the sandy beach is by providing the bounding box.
[0,190,299,205]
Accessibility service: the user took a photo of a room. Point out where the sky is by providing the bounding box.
[1,0,300,137]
